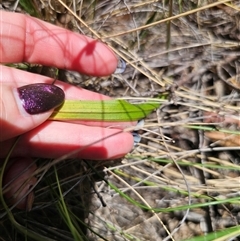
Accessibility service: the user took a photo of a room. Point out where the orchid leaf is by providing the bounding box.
[50,99,160,121]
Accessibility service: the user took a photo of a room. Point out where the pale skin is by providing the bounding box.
[0,11,134,209]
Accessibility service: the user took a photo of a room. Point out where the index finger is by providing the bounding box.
[0,11,117,76]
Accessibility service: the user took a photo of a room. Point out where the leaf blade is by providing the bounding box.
[50,100,160,121]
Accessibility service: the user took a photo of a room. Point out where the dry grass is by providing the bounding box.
[0,0,240,240]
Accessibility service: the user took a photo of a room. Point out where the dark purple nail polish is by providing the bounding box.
[17,83,65,115]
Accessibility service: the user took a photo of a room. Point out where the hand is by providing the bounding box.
[0,11,134,209]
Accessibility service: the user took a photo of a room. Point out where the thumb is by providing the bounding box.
[0,83,65,141]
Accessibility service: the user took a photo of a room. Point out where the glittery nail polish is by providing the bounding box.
[17,83,65,115]
[114,58,126,74]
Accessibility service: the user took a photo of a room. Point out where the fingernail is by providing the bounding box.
[136,119,144,128]
[114,58,126,74]
[17,83,65,115]
[133,132,141,146]
[132,119,144,146]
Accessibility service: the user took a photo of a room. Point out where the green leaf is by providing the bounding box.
[50,100,160,121]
